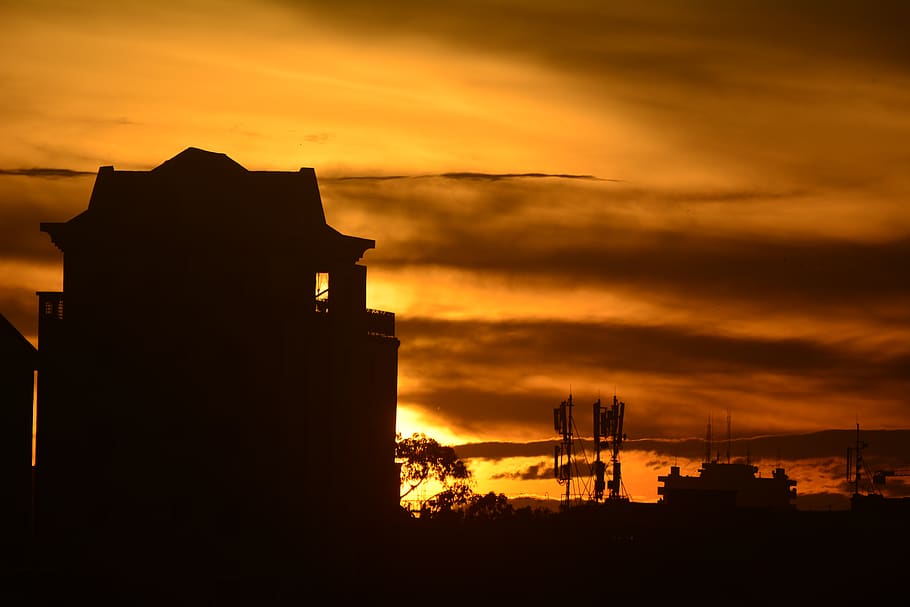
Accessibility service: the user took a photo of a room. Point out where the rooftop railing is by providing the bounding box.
[366,308,395,337]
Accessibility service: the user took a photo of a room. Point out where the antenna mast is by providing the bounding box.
[846,422,868,496]
[593,393,627,502]
[705,414,713,463]
[553,393,574,509]
[593,397,604,502]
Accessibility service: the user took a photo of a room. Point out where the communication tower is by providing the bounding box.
[553,394,575,508]
[847,422,871,496]
[593,394,627,502]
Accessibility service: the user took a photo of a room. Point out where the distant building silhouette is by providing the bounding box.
[0,314,36,545]
[657,413,797,512]
[657,460,797,511]
[33,147,400,567]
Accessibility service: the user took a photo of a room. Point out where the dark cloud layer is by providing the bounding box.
[0,168,96,178]
[455,430,910,465]
[4,167,906,446]
[283,1,910,78]
[436,172,610,182]
[397,317,910,438]
[322,176,910,317]
[330,172,610,182]
[389,230,910,311]
[323,173,910,443]
[399,317,899,380]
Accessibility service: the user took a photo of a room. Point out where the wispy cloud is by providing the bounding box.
[328,172,616,182]
[490,461,552,482]
[0,168,95,178]
[436,172,616,182]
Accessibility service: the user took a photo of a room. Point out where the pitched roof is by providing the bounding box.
[151,147,247,175]
[41,147,375,261]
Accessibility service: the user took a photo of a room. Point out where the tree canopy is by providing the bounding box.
[396,432,551,521]
[396,432,472,513]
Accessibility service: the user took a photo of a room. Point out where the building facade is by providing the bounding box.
[34,148,400,564]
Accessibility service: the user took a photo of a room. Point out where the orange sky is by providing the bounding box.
[2,0,909,507]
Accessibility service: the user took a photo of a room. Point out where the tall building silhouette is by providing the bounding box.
[0,313,36,549]
[34,147,399,567]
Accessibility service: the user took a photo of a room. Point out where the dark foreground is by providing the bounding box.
[4,502,908,605]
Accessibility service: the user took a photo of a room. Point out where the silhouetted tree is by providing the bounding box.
[417,485,476,520]
[465,491,514,520]
[396,432,472,516]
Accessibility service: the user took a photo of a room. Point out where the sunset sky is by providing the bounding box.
[2,0,909,507]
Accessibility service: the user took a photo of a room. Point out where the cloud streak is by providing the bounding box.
[396,316,910,440]
[328,172,615,182]
[455,430,910,467]
[0,168,96,178]
[321,176,910,324]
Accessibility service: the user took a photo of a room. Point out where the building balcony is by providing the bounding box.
[37,291,64,321]
[366,308,395,338]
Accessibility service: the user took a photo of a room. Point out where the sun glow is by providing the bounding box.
[396,403,477,446]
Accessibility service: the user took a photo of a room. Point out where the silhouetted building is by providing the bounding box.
[0,314,36,545]
[657,460,797,511]
[34,148,399,568]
